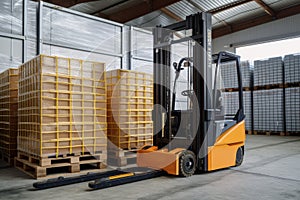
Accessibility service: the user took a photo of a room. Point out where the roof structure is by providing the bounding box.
[37,0,300,38]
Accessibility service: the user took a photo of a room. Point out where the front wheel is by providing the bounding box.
[235,146,244,166]
[179,150,196,177]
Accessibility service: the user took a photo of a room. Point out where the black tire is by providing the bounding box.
[179,150,196,177]
[235,146,244,166]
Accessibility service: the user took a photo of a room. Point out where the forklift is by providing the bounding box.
[136,12,245,177]
[34,12,245,190]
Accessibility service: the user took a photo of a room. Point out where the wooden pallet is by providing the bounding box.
[223,87,252,93]
[285,132,300,136]
[224,88,238,92]
[0,152,14,166]
[17,150,106,165]
[252,131,286,136]
[243,87,252,91]
[253,84,284,90]
[15,151,107,179]
[245,130,253,135]
[284,82,300,88]
[107,149,137,167]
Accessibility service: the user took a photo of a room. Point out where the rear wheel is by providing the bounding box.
[179,150,196,177]
[235,146,244,166]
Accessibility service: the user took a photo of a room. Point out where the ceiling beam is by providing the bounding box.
[254,0,276,17]
[209,0,252,14]
[90,0,129,15]
[97,0,182,23]
[212,4,300,39]
[186,0,232,29]
[36,0,99,8]
[160,8,183,21]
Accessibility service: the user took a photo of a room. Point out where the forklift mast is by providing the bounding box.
[153,12,213,171]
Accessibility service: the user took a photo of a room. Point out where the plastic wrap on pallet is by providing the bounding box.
[223,91,252,131]
[0,68,19,165]
[285,87,300,132]
[18,55,107,158]
[0,0,23,35]
[254,57,283,86]
[284,54,300,84]
[42,6,122,56]
[253,89,284,132]
[220,61,251,89]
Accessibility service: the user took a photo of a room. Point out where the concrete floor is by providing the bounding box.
[0,135,300,200]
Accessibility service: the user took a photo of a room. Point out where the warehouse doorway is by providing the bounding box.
[236,36,300,62]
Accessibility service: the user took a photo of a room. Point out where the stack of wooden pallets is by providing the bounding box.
[0,68,19,165]
[15,55,107,178]
[106,69,153,166]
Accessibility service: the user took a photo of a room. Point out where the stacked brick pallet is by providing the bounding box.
[220,61,253,132]
[106,69,153,166]
[284,54,300,135]
[15,55,107,178]
[223,91,252,131]
[253,57,285,135]
[221,61,252,89]
[0,69,18,165]
[253,89,284,134]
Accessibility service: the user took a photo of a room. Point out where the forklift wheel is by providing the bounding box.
[235,147,244,166]
[179,150,196,177]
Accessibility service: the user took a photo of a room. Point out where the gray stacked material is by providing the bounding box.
[223,92,239,115]
[253,89,284,132]
[254,57,283,86]
[243,91,252,131]
[223,91,252,131]
[220,61,251,89]
[284,54,300,84]
[285,87,300,132]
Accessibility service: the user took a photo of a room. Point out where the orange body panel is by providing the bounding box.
[137,148,184,175]
[137,121,246,174]
[207,120,246,171]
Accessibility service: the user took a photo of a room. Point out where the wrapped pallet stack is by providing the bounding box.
[106,69,153,166]
[253,89,284,134]
[253,57,285,135]
[16,55,107,178]
[0,69,18,165]
[254,57,283,87]
[220,61,253,132]
[284,54,300,136]
[222,91,252,131]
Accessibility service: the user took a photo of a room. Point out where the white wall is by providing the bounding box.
[213,13,300,54]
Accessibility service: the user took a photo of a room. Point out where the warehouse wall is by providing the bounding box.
[0,0,24,70]
[213,13,300,54]
[0,0,126,72]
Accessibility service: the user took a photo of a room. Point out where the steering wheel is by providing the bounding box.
[181,90,194,97]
